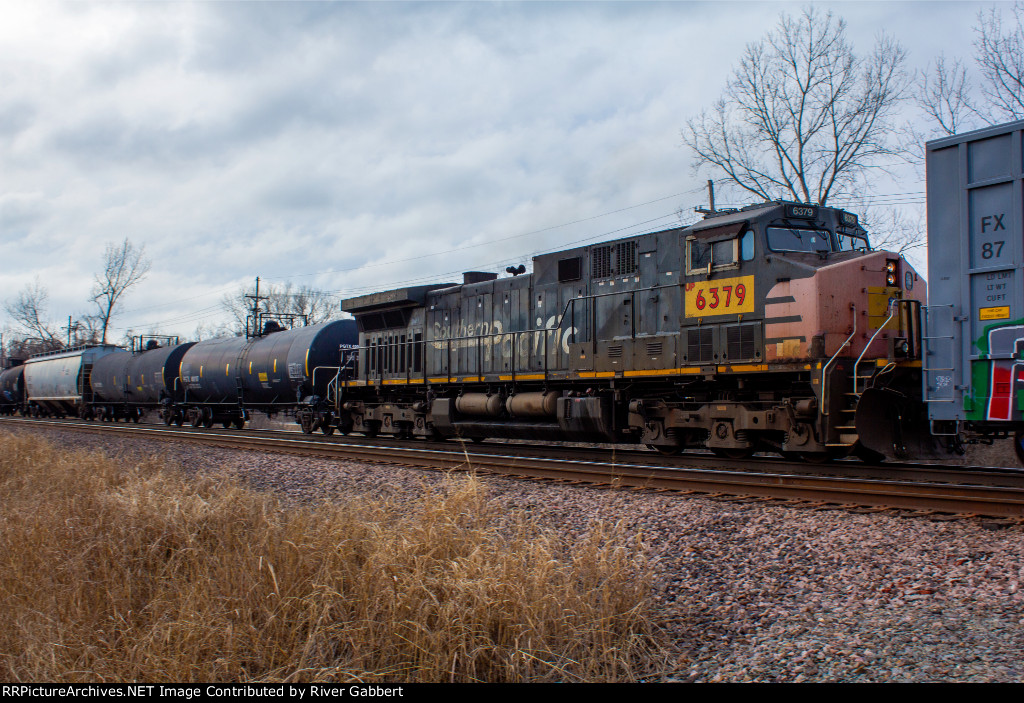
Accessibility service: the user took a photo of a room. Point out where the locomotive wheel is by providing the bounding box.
[647,444,680,456]
[363,422,380,438]
[321,424,335,436]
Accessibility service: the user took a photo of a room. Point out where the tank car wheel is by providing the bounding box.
[190,413,203,428]
[131,412,140,424]
[174,414,184,427]
[202,417,215,429]
[321,424,335,436]
[234,418,246,430]
[221,420,232,429]
[162,411,174,426]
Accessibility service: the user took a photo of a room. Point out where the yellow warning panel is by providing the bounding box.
[980,306,1010,320]
[685,275,755,317]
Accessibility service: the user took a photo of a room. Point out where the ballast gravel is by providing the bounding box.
[8,425,1024,683]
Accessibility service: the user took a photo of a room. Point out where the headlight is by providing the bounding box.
[885,259,899,286]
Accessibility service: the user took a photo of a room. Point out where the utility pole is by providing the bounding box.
[244,276,268,338]
[62,316,80,347]
[694,179,718,216]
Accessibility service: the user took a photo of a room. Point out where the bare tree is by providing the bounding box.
[683,8,909,205]
[221,280,338,336]
[3,279,62,348]
[917,54,981,137]
[918,3,1024,137]
[91,239,151,344]
[976,2,1024,122]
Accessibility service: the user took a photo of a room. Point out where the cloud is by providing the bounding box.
[0,1,977,339]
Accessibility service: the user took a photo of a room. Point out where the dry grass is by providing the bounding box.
[0,432,664,682]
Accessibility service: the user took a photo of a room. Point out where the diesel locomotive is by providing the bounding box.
[325,200,927,462]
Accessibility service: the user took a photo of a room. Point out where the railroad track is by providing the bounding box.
[4,416,1024,521]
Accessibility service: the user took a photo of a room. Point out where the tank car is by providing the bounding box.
[0,361,25,416]
[332,201,926,461]
[21,345,124,418]
[175,319,357,429]
[88,338,196,423]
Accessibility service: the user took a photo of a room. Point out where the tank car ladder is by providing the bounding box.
[233,339,259,413]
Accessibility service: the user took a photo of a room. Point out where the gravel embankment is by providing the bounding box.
[7,425,1024,683]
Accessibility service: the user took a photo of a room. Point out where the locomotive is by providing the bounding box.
[324,200,926,462]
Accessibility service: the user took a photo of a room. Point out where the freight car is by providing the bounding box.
[0,360,24,416]
[87,336,196,422]
[914,118,1024,463]
[21,345,124,418]
[327,201,927,463]
[6,321,357,429]
[170,318,357,429]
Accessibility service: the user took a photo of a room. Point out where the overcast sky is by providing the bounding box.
[0,1,993,342]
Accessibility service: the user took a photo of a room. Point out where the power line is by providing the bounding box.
[263,185,711,281]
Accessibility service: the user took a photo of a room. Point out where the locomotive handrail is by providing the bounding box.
[820,304,857,417]
[851,298,901,398]
[312,366,340,398]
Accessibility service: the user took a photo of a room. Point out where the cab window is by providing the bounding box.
[835,231,871,252]
[740,229,755,260]
[686,230,752,274]
[766,226,831,254]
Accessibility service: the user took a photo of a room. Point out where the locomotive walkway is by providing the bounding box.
[4,417,1024,521]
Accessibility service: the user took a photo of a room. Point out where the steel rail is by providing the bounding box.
[3,417,1023,518]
